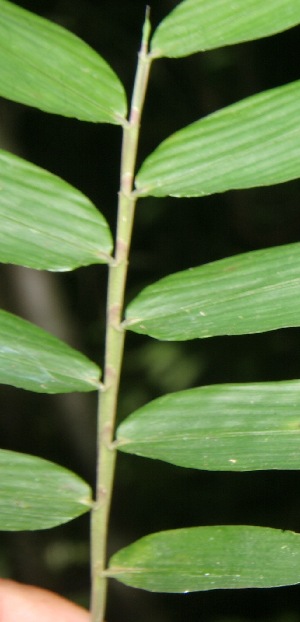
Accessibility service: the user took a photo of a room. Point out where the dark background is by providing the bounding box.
[0,1,300,620]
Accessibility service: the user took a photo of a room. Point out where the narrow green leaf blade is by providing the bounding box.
[0,150,112,270]
[135,80,300,198]
[117,381,300,471]
[125,243,300,341]
[108,526,300,592]
[0,449,92,530]
[0,309,100,393]
[151,0,300,58]
[0,0,126,123]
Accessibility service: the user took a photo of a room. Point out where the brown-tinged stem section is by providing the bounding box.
[91,10,152,622]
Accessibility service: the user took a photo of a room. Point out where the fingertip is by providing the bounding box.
[0,579,89,622]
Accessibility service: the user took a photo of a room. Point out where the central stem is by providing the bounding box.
[91,11,152,622]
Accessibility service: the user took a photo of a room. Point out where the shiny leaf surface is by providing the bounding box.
[136,81,300,198]
[108,526,300,592]
[125,243,300,340]
[0,0,126,123]
[151,0,300,58]
[117,381,300,471]
[0,449,92,530]
[0,149,112,270]
[0,310,100,393]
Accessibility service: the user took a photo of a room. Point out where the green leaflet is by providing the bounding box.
[0,0,126,123]
[135,80,300,198]
[0,449,92,530]
[0,149,112,271]
[151,0,300,58]
[117,381,300,471]
[125,242,300,341]
[108,526,300,592]
[0,309,100,393]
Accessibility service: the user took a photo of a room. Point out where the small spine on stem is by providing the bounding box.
[90,10,152,622]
